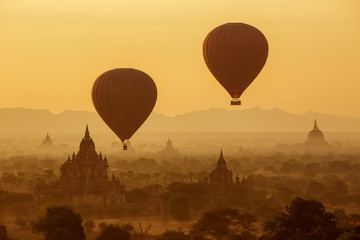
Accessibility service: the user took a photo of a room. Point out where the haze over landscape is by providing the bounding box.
[1,1,360,240]
[2,107,360,136]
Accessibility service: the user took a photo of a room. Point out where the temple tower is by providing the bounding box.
[210,150,233,184]
[307,119,326,144]
[41,133,53,147]
[59,125,109,188]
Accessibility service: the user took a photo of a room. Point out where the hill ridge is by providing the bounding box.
[0,107,359,136]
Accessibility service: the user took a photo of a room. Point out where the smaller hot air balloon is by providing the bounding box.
[92,68,157,150]
[203,23,269,105]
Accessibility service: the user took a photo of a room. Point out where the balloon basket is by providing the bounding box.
[231,99,241,105]
[123,143,127,151]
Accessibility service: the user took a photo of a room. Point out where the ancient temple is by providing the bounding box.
[210,150,234,184]
[306,119,327,144]
[41,133,53,147]
[156,138,182,159]
[275,119,335,153]
[59,125,125,205]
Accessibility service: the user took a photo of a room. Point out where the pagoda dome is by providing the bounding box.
[79,125,95,152]
[307,119,325,143]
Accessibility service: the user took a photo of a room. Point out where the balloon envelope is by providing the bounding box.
[203,23,268,105]
[92,68,157,143]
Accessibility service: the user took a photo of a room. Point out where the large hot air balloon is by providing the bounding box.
[203,23,268,105]
[92,68,157,150]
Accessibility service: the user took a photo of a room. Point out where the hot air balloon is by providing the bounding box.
[203,23,268,105]
[92,68,157,150]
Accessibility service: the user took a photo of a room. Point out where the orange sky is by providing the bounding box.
[1,0,359,116]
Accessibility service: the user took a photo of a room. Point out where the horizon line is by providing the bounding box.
[0,106,360,119]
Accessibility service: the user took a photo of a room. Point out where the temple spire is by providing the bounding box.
[167,138,172,147]
[85,125,90,139]
[41,132,53,146]
[235,173,240,184]
[217,149,227,169]
[313,119,319,131]
[210,149,233,184]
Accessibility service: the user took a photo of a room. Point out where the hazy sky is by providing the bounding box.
[1,0,359,116]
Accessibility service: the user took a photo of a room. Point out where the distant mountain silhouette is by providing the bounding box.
[1,107,360,136]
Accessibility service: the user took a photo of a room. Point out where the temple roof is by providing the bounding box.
[85,125,90,138]
[79,125,95,152]
[167,138,173,147]
[42,132,53,146]
[312,119,320,131]
[307,119,325,143]
[157,138,182,157]
[210,149,233,184]
[216,149,228,169]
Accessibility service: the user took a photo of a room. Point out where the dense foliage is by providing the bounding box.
[32,206,85,240]
[262,197,341,240]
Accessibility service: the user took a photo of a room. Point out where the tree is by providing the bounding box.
[96,224,131,240]
[158,230,190,240]
[168,193,191,220]
[237,213,256,231]
[98,222,108,232]
[0,225,7,240]
[166,182,208,211]
[1,172,19,190]
[230,231,257,240]
[49,228,72,240]
[132,222,152,240]
[337,226,360,240]
[333,209,360,230]
[333,209,352,230]
[7,203,30,218]
[306,181,327,195]
[14,217,28,229]
[32,206,85,240]
[191,235,210,240]
[125,188,149,203]
[333,181,349,195]
[262,197,342,240]
[303,164,316,177]
[84,220,95,233]
[348,213,360,226]
[191,208,256,240]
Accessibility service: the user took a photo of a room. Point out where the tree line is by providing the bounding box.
[2,196,357,240]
